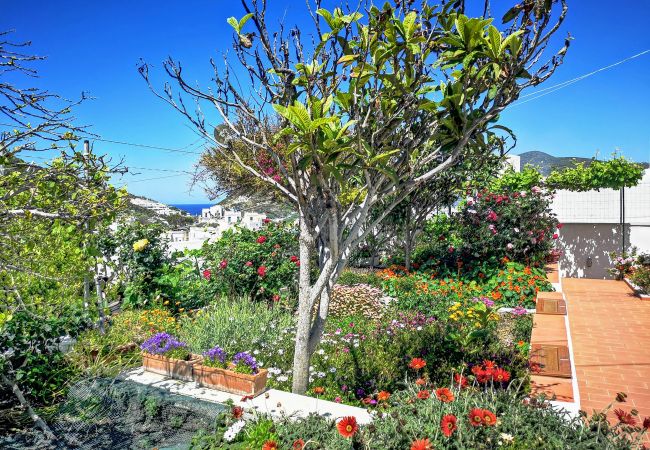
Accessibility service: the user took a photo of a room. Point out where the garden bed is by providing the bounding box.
[624,277,650,300]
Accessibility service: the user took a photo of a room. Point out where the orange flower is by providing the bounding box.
[482,409,497,426]
[409,358,427,370]
[292,438,305,450]
[524,267,532,275]
[468,408,484,427]
[377,391,391,401]
[435,387,455,403]
[440,414,458,437]
[493,368,510,383]
[415,378,426,386]
[262,440,278,450]
[410,438,433,450]
[417,390,430,400]
[313,386,325,395]
[491,291,502,300]
[337,416,358,438]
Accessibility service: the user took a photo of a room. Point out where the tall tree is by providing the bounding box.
[141,0,569,393]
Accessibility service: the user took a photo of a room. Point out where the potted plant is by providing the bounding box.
[194,347,268,397]
[140,332,200,381]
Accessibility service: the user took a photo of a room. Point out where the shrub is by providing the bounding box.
[177,298,294,357]
[630,266,650,293]
[201,221,299,302]
[329,284,387,319]
[336,270,382,288]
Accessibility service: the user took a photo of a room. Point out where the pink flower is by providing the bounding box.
[531,186,542,194]
[219,260,228,269]
[245,261,253,267]
[557,223,564,229]
[553,233,559,239]
[488,224,497,235]
[448,245,455,253]
[263,218,271,224]
[506,243,514,250]
[257,266,267,277]
[290,255,299,262]
[486,210,498,222]
[272,294,280,302]
[202,269,212,280]
[256,236,267,244]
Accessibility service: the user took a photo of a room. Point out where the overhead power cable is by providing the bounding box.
[511,49,650,107]
[91,137,206,155]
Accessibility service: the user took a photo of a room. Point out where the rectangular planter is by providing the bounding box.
[142,352,201,381]
[194,364,268,397]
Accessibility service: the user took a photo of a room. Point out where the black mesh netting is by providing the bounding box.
[0,377,225,450]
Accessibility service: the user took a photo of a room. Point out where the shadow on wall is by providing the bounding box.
[559,223,630,279]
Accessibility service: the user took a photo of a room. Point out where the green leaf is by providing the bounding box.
[226,17,239,33]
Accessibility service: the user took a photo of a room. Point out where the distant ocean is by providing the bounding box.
[171,204,212,216]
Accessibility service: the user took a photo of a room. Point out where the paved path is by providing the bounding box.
[563,278,650,422]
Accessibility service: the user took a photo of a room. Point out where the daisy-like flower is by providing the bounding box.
[454,373,468,389]
[337,416,358,438]
[377,391,391,401]
[417,390,430,400]
[468,408,484,427]
[643,417,650,429]
[292,438,305,449]
[415,378,426,386]
[262,440,278,450]
[256,235,267,244]
[492,368,511,383]
[436,388,455,403]
[313,386,325,395]
[410,438,433,450]
[409,358,427,370]
[231,405,243,419]
[482,409,497,426]
[440,414,457,437]
[614,408,637,426]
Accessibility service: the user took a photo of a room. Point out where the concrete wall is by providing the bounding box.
[558,223,649,279]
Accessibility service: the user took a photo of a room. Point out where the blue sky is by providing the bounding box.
[3,1,649,203]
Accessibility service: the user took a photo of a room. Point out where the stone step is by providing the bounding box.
[536,291,567,315]
[530,313,572,378]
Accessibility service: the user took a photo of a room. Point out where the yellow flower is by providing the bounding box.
[132,238,150,252]
[163,300,169,305]
[179,308,185,312]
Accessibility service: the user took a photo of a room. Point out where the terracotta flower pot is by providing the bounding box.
[142,352,201,381]
[194,364,268,397]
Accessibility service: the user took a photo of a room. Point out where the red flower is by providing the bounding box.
[486,210,498,222]
[557,223,564,229]
[219,259,228,269]
[245,261,253,267]
[272,294,281,302]
[202,269,211,280]
[436,387,455,403]
[290,255,299,262]
[481,409,497,426]
[240,395,253,402]
[643,417,650,429]
[468,408,484,427]
[377,390,391,401]
[483,360,496,370]
[337,416,358,438]
[417,390,430,400]
[410,438,433,450]
[614,408,637,426]
[440,414,458,437]
[553,233,559,239]
[409,358,427,370]
[492,368,510,383]
[475,369,490,384]
[256,235,267,244]
[295,261,300,267]
[292,439,305,450]
[415,378,426,386]
[263,218,271,224]
[454,373,468,389]
[231,405,243,419]
[262,440,278,450]
[257,266,267,277]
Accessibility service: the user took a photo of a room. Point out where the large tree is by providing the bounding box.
[141,0,569,393]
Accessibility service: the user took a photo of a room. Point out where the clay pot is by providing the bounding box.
[194,364,268,397]
[142,352,201,381]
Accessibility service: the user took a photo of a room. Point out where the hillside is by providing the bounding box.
[518,151,648,176]
[122,194,195,228]
[217,193,296,220]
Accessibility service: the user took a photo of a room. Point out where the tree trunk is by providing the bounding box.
[1,373,57,442]
[404,207,412,271]
[291,216,314,394]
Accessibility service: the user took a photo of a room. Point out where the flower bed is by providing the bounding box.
[140,332,199,381]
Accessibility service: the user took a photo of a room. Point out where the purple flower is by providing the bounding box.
[203,345,227,366]
[512,305,527,316]
[232,351,259,374]
[140,332,187,355]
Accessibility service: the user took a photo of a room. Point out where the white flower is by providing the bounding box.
[467,208,477,214]
[277,349,284,355]
[329,367,336,373]
[514,227,520,232]
[277,375,288,382]
[317,371,326,378]
[253,350,259,355]
[224,420,246,442]
[317,349,325,355]
[499,433,514,444]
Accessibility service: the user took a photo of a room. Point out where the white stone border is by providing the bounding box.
[124,368,372,424]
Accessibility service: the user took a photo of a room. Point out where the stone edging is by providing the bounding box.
[623,277,650,300]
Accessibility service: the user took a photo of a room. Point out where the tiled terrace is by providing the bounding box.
[562,278,650,421]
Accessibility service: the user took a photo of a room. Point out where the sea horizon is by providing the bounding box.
[170,203,213,216]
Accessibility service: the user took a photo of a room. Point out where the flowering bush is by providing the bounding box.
[454,187,560,266]
[140,332,190,360]
[328,284,388,319]
[608,250,637,280]
[629,266,650,294]
[202,221,299,302]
